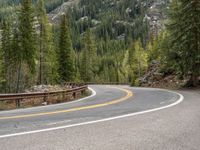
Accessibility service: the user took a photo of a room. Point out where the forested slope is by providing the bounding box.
[66,0,168,83]
[0,0,199,94]
[0,0,170,93]
[0,0,68,21]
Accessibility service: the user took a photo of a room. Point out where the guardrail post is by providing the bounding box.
[73,92,77,99]
[62,91,66,101]
[81,87,86,95]
[15,99,21,108]
[43,93,48,105]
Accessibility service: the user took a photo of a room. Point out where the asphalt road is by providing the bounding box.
[0,85,199,150]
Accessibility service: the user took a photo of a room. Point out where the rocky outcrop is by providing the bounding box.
[140,61,186,89]
[145,0,167,37]
[48,0,80,24]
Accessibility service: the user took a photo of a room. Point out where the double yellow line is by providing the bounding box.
[0,86,133,120]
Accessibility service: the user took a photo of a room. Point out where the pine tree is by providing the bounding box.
[167,0,200,86]
[11,26,21,92]
[58,14,75,82]
[0,21,12,92]
[37,0,47,85]
[46,24,59,84]
[80,46,90,82]
[17,0,37,92]
[80,29,97,82]
[36,0,57,85]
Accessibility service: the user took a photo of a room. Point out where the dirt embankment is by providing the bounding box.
[139,61,188,89]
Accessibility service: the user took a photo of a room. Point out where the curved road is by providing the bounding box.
[0,85,199,150]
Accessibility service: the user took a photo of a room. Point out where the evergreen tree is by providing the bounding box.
[80,45,90,82]
[37,0,47,85]
[80,29,97,82]
[36,0,57,85]
[58,14,75,82]
[17,0,37,92]
[0,21,12,92]
[167,0,200,86]
[11,26,21,92]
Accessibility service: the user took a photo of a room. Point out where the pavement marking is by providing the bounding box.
[0,86,133,120]
[0,89,184,139]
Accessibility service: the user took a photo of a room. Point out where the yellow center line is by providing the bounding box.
[0,86,133,120]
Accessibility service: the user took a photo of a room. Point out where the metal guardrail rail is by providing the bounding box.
[65,82,130,85]
[0,83,88,108]
[0,82,129,109]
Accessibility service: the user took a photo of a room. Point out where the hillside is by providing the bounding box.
[48,0,79,23]
[0,0,170,91]
[0,0,199,94]
[0,0,68,21]
[0,0,168,38]
[48,0,168,36]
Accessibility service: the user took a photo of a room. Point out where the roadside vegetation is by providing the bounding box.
[0,0,199,94]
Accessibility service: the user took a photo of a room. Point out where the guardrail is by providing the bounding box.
[0,82,129,110]
[0,83,88,109]
[65,82,130,85]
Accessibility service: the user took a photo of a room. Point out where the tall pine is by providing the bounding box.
[36,0,57,85]
[1,21,12,92]
[58,14,75,82]
[167,0,200,86]
[80,29,97,82]
[17,0,36,92]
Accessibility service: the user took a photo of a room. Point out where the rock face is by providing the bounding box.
[48,0,80,24]
[140,61,185,89]
[145,0,168,37]
[139,60,161,85]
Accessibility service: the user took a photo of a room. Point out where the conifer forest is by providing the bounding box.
[0,0,199,93]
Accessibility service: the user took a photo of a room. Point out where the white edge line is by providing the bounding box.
[0,89,184,139]
[62,87,97,105]
[0,87,96,114]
